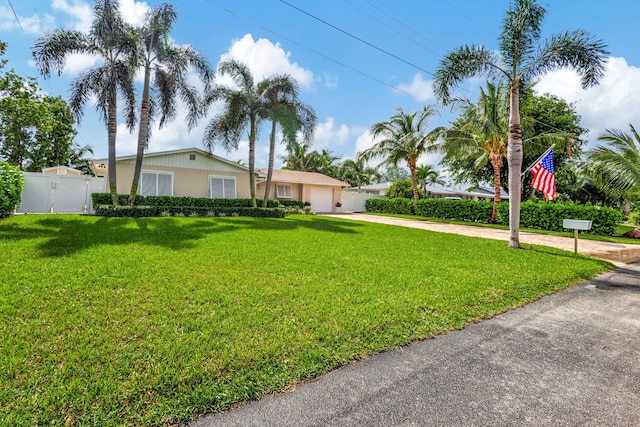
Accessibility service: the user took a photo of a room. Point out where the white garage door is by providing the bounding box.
[309,187,334,213]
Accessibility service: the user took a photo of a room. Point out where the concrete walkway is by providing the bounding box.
[323,213,640,265]
[187,263,640,427]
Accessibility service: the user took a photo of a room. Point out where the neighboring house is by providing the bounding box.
[42,165,83,175]
[344,182,391,196]
[344,181,509,201]
[258,168,349,213]
[91,148,348,213]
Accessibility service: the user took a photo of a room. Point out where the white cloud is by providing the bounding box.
[313,117,351,150]
[51,0,93,32]
[354,129,377,156]
[396,73,435,102]
[0,7,55,34]
[323,72,338,89]
[119,0,150,26]
[535,56,640,143]
[218,34,314,90]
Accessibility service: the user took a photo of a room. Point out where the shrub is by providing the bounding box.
[279,200,304,208]
[365,197,414,214]
[91,193,282,208]
[94,205,286,218]
[414,198,493,223]
[386,179,420,199]
[0,162,25,218]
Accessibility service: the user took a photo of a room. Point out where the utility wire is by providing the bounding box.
[6,0,28,42]
[279,0,434,76]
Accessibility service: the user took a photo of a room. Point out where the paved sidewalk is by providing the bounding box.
[323,213,640,265]
[187,263,640,427]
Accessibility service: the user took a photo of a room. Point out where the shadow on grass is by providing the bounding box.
[0,215,364,257]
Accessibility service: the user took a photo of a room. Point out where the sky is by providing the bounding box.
[2,0,640,171]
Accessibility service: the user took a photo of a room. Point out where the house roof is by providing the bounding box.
[42,165,83,174]
[345,182,391,191]
[258,168,349,187]
[92,147,266,176]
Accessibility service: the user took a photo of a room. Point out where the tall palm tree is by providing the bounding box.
[33,0,138,205]
[203,60,293,207]
[433,0,608,248]
[587,124,640,237]
[442,81,508,222]
[128,3,213,205]
[361,105,442,201]
[262,78,316,207]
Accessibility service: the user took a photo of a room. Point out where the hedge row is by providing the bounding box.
[95,205,286,218]
[91,193,287,208]
[365,198,622,236]
[1,161,24,218]
[496,201,622,236]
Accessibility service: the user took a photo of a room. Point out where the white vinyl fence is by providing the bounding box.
[341,191,382,212]
[17,172,106,214]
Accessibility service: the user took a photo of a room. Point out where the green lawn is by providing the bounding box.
[0,215,612,426]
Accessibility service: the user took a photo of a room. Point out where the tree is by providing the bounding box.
[361,105,442,201]
[433,0,608,248]
[416,164,445,190]
[586,124,640,238]
[203,60,300,207]
[441,81,508,222]
[128,3,212,205]
[280,141,318,172]
[262,78,316,207]
[385,179,417,199]
[0,71,77,171]
[338,155,378,190]
[33,0,139,205]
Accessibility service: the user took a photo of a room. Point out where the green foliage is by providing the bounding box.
[0,161,24,217]
[278,200,305,208]
[91,193,283,208]
[414,198,494,223]
[0,214,610,425]
[496,201,622,235]
[365,197,414,214]
[385,179,418,199]
[95,205,285,218]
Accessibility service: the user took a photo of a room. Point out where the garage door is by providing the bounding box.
[309,187,334,213]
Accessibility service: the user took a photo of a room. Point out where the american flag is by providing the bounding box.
[531,148,556,200]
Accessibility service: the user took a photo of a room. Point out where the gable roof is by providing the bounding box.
[258,168,349,187]
[93,147,265,176]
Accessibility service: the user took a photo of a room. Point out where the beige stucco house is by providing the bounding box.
[91,148,348,213]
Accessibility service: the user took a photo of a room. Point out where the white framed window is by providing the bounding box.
[209,175,236,199]
[140,170,173,196]
[276,184,292,199]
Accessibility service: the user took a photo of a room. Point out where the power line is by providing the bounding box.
[278,0,434,77]
[6,0,28,43]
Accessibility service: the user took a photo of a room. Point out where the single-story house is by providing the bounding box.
[344,182,509,201]
[91,147,349,213]
[42,165,84,175]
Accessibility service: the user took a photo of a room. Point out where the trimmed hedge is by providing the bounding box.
[415,198,494,223]
[1,162,24,218]
[366,197,622,236]
[94,205,286,218]
[496,201,622,236]
[91,193,283,208]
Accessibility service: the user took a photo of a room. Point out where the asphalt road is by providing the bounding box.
[186,263,640,427]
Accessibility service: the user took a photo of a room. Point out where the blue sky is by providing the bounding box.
[2,0,640,170]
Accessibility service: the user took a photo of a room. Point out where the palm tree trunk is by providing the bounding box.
[107,94,119,206]
[491,159,501,223]
[129,62,152,206]
[409,161,420,202]
[507,85,523,248]
[263,119,277,208]
[249,117,257,208]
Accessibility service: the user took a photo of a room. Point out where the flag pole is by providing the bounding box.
[521,144,555,177]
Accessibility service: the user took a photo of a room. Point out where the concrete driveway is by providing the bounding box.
[187,264,640,426]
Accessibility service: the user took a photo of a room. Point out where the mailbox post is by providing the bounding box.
[562,219,593,256]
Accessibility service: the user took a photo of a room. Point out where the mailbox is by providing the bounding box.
[563,219,592,231]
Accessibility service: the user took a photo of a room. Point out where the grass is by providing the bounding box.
[0,214,612,426]
[365,212,640,244]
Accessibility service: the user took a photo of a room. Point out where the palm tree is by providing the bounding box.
[339,155,378,191]
[262,79,316,207]
[361,105,442,201]
[587,124,640,237]
[442,81,508,222]
[280,141,318,172]
[433,0,608,248]
[128,3,213,205]
[416,164,445,190]
[203,60,295,207]
[33,0,139,205]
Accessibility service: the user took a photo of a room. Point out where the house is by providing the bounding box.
[344,181,509,202]
[91,147,349,213]
[42,165,84,175]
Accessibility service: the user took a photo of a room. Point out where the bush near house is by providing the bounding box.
[0,161,24,218]
[95,205,285,218]
[91,193,283,208]
[366,198,622,236]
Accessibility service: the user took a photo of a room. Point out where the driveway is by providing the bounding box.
[187,263,640,426]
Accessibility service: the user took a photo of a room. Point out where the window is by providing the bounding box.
[209,175,236,199]
[140,171,173,196]
[276,184,292,199]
